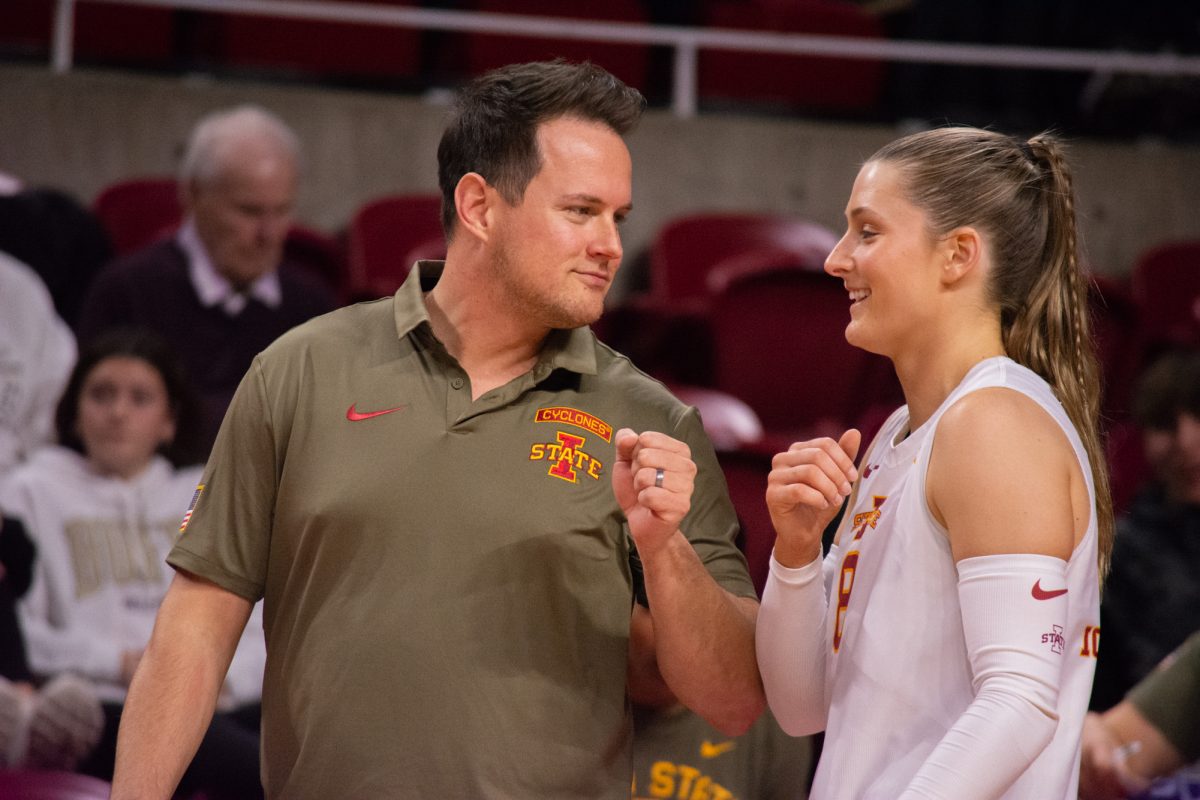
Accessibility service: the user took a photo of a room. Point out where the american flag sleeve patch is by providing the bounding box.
[179,483,205,534]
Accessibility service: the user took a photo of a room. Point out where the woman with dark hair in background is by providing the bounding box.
[0,329,265,798]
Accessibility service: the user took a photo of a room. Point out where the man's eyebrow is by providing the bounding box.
[560,193,633,212]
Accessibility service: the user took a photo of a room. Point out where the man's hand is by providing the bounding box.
[766,429,860,567]
[1079,712,1153,799]
[612,428,695,559]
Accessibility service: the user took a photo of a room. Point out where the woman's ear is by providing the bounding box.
[941,226,983,287]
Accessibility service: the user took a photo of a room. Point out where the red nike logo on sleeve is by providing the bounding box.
[1031,580,1068,600]
[346,403,407,421]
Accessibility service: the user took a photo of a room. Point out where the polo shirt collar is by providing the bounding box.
[177,218,283,315]
[393,260,598,377]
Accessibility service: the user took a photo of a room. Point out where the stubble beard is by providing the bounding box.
[493,239,604,330]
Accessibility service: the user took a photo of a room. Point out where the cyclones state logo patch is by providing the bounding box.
[530,407,611,483]
[533,406,613,442]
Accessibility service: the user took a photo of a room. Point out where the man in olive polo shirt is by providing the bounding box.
[1079,632,1200,798]
[110,61,765,798]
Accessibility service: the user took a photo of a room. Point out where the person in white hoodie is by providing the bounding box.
[0,249,76,489]
[0,329,265,799]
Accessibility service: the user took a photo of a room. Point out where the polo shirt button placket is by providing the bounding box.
[451,377,464,390]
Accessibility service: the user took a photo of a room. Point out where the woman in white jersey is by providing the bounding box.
[756,127,1114,799]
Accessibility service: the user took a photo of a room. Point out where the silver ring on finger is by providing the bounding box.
[654,468,665,489]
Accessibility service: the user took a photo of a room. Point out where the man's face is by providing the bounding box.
[487,116,632,330]
[1144,411,1200,505]
[186,146,296,288]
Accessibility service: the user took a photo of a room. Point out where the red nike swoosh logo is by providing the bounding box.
[346,403,407,421]
[1031,580,1068,601]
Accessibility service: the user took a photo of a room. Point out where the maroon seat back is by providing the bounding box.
[346,193,445,298]
[462,0,651,92]
[92,176,182,256]
[710,266,900,436]
[650,213,838,304]
[1131,240,1200,351]
[718,448,775,597]
[700,0,886,114]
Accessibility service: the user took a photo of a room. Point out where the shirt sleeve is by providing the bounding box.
[167,356,277,602]
[1128,631,1200,763]
[672,405,757,600]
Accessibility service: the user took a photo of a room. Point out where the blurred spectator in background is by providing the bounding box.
[1092,349,1200,710]
[1080,631,1200,799]
[78,105,336,455]
[0,251,76,489]
[0,187,113,331]
[0,330,265,798]
[630,604,812,799]
[0,512,105,772]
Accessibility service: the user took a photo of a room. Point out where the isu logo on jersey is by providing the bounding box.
[1042,625,1066,655]
[833,495,887,652]
[529,431,604,483]
[533,406,613,442]
[530,408,610,483]
[633,761,739,800]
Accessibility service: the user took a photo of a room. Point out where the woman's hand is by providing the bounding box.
[766,429,860,567]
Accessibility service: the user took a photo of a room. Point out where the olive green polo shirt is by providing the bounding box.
[1129,631,1200,763]
[632,705,811,800]
[169,262,754,799]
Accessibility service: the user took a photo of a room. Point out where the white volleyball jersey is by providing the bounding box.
[810,357,1100,799]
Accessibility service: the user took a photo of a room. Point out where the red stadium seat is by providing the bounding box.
[346,193,445,299]
[1088,272,1141,420]
[700,0,886,115]
[0,769,111,800]
[1130,240,1200,351]
[717,448,775,597]
[709,266,901,439]
[649,212,838,306]
[462,0,651,91]
[92,177,182,256]
[284,224,347,300]
[0,0,54,57]
[219,0,421,82]
[1106,417,1149,517]
[602,219,839,387]
[74,4,175,67]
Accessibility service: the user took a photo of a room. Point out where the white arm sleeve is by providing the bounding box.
[900,553,1069,800]
[755,544,839,736]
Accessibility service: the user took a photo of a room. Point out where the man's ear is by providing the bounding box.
[453,172,494,243]
[940,226,983,287]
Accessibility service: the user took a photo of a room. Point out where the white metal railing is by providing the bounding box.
[51,0,1200,119]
